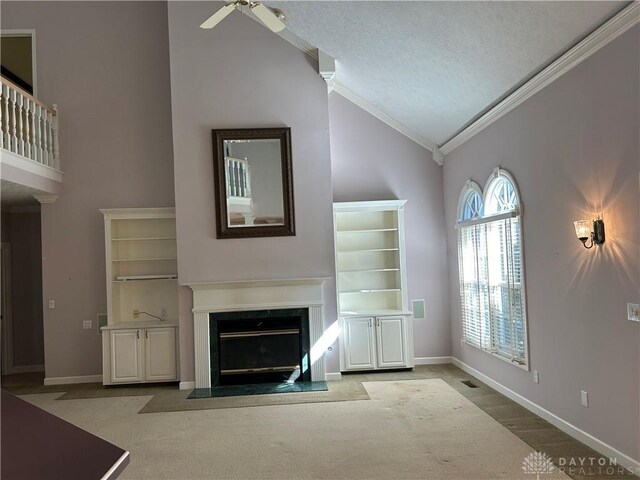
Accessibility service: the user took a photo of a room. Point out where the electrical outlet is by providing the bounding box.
[133,309,140,319]
[533,370,539,384]
[82,320,92,330]
[627,303,640,322]
[48,300,55,309]
[581,390,589,408]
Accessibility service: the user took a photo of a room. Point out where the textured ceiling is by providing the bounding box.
[266,1,628,146]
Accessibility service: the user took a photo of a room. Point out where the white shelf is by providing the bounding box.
[112,236,176,242]
[337,228,398,234]
[114,274,178,282]
[112,257,177,262]
[340,268,399,273]
[340,288,401,294]
[337,248,399,253]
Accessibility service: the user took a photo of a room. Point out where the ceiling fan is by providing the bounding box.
[200,1,286,33]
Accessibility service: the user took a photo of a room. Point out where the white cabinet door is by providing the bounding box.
[343,317,376,370]
[110,329,143,383]
[144,327,177,381]
[376,316,407,368]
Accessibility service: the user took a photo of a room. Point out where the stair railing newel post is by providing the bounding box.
[52,104,59,170]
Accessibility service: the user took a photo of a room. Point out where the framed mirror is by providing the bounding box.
[212,127,295,239]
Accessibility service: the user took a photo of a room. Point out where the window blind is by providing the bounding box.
[458,215,527,366]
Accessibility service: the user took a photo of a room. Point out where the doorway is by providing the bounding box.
[0,207,45,386]
[0,30,36,95]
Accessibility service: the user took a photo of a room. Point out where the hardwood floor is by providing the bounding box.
[2,365,637,479]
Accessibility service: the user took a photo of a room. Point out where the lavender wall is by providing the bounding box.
[1,2,176,379]
[443,26,640,460]
[329,94,450,358]
[167,2,338,380]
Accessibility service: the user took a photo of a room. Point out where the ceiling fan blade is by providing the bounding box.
[200,3,236,29]
[250,3,286,33]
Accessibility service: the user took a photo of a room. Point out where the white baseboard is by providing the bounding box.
[452,357,640,474]
[414,356,452,365]
[8,364,45,374]
[179,381,195,390]
[325,372,342,381]
[43,374,102,386]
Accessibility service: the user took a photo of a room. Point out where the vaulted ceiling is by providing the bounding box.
[267,1,629,148]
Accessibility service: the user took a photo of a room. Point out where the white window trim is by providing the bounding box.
[456,167,530,370]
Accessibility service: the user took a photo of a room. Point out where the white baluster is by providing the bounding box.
[245,163,252,198]
[52,104,59,169]
[10,89,17,153]
[24,99,30,159]
[42,108,49,166]
[3,85,9,149]
[31,100,37,162]
[17,94,24,156]
[37,105,44,164]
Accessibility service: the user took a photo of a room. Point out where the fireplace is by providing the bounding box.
[189,278,327,390]
[210,308,311,387]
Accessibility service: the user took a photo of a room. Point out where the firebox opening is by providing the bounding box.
[210,308,311,387]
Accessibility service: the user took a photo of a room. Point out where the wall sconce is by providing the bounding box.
[573,218,605,249]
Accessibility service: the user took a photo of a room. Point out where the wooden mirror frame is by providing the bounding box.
[212,127,295,239]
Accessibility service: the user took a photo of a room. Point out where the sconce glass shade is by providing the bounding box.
[574,220,592,241]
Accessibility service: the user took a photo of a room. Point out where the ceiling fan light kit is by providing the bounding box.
[200,1,286,33]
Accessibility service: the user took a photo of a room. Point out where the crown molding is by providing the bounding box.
[331,83,437,154]
[261,16,440,161]
[440,2,640,156]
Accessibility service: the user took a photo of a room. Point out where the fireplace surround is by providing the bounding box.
[189,278,328,389]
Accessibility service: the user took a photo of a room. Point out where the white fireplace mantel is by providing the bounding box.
[188,277,330,389]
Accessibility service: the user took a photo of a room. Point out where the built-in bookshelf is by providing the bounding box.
[101,208,178,325]
[333,200,414,372]
[334,202,408,315]
[100,207,179,386]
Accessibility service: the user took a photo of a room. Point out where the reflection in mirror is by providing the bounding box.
[224,139,284,227]
[212,127,295,239]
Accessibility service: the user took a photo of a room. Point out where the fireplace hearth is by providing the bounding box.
[209,308,311,387]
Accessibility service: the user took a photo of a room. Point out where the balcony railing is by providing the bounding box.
[0,77,59,170]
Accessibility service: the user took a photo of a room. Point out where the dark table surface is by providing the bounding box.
[1,389,129,480]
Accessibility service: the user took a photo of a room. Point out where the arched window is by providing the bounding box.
[457,180,483,222]
[456,168,528,368]
[484,169,520,215]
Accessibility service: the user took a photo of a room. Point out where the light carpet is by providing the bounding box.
[19,378,570,480]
